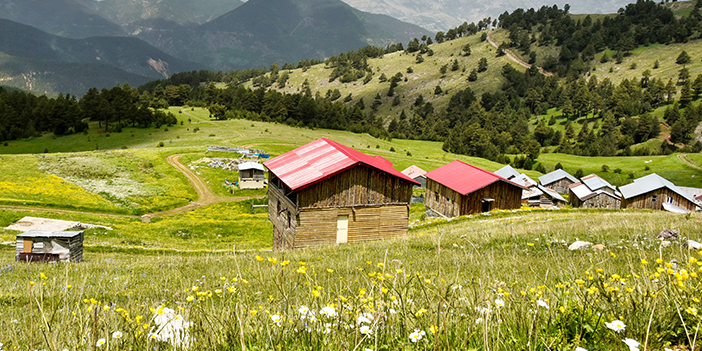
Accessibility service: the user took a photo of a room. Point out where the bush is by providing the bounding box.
[389,147,395,152]
[613,168,622,174]
[158,141,165,147]
[601,164,610,172]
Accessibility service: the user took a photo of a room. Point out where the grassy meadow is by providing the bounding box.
[1,209,701,350]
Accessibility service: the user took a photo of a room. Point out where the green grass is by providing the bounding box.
[1,209,701,350]
[536,152,702,187]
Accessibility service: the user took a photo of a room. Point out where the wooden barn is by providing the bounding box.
[401,165,427,188]
[263,138,419,250]
[424,161,524,218]
[620,173,700,212]
[238,162,266,189]
[568,174,621,209]
[16,230,84,263]
[494,165,564,208]
[539,169,579,194]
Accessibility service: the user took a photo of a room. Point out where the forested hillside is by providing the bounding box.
[2,0,702,172]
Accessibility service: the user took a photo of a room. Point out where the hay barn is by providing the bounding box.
[424,161,524,218]
[238,162,266,189]
[568,174,621,209]
[16,230,84,263]
[494,165,564,208]
[263,138,419,250]
[620,173,700,212]
[539,169,578,194]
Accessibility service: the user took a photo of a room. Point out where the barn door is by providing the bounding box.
[336,215,348,244]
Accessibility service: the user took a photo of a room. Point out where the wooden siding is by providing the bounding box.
[268,164,414,250]
[622,188,698,211]
[544,178,575,194]
[424,179,461,217]
[569,189,621,209]
[15,234,83,263]
[297,166,414,209]
[268,183,298,250]
[425,179,522,218]
[293,205,408,248]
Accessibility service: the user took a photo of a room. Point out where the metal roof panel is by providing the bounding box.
[424,160,525,195]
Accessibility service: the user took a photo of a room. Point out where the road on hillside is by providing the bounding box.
[0,153,265,219]
[678,154,702,171]
[487,30,553,76]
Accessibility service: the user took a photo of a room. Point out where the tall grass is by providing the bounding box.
[1,210,700,350]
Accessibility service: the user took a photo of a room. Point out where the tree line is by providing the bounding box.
[0,84,177,142]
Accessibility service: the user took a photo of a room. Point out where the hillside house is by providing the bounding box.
[16,230,84,263]
[424,161,524,218]
[263,138,419,250]
[401,165,427,188]
[238,162,266,189]
[539,169,579,194]
[620,173,700,213]
[495,165,564,208]
[568,174,622,209]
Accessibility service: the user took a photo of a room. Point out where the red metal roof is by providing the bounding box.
[424,160,525,195]
[263,138,419,191]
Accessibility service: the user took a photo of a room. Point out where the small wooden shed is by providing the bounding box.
[424,161,525,218]
[568,174,621,209]
[539,169,578,194]
[620,173,700,212]
[264,138,419,250]
[238,162,266,189]
[16,230,84,263]
[494,165,563,208]
[401,165,427,188]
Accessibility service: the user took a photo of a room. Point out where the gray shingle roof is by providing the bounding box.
[494,165,521,180]
[538,169,578,186]
[619,173,699,205]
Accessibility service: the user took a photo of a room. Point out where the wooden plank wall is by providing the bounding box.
[582,193,621,209]
[268,183,298,250]
[460,181,522,215]
[568,189,582,207]
[297,166,414,209]
[294,205,408,248]
[424,179,461,218]
[622,188,698,211]
[544,179,575,194]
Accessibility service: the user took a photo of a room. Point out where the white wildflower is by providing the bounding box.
[320,306,337,318]
[360,325,372,335]
[605,320,626,333]
[96,339,106,347]
[537,300,549,309]
[112,331,122,339]
[495,298,505,308]
[622,338,640,351]
[150,307,190,349]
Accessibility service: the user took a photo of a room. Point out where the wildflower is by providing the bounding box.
[605,320,626,333]
[320,306,337,318]
[641,259,648,265]
[357,314,372,325]
[429,325,438,334]
[271,314,283,326]
[255,255,264,261]
[409,329,425,342]
[527,243,535,247]
[537,300,549,309]
[495,298,505,308]
[30,281,35,286]
[360,325,372,335]
[575,348,588,351]
[475,317,483,324]
[112,331,123,339]
[267,257,278,264]
[150,307,190,348]
[622,338,640,351]
[96,338,106,347]
[186,296,194,302]
[327,268,334,273]
[40,273,47,280]
[298,305,310,317]
[686,307,697,316]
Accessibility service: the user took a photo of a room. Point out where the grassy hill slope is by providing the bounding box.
[245,31,520,121]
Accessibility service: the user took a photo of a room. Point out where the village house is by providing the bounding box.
[16,230,84,262]
[401,165,427,188]
[495,165,564,208]
[263,138,419,250]
[539,169,579,194]
[568,174,622,209]
[238,161,266,189]
[424,161,524,218]
[619,173,700,213]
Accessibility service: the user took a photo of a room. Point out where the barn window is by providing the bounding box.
[287,211,291,228]
[652,195,657,202]
[667,196,673,204]
[276,200,281,215]
[435,192,439,202]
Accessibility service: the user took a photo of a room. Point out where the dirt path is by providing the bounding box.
[487,30,553,76]
[678,154,702,171]
[1,154,265,219]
